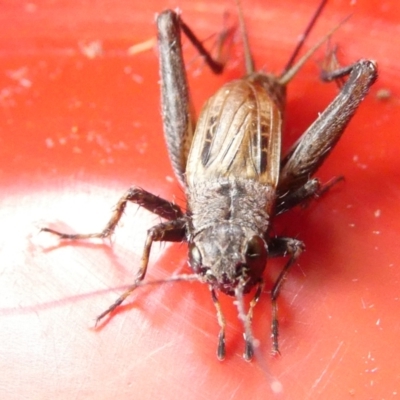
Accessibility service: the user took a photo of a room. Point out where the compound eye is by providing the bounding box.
[245,236,267,258]
[245,236,268,276]
[189,243,202,272]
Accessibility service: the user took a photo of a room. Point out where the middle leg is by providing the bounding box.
[95,217,187,325]
[268,236,305,354]
[41,186,183,240]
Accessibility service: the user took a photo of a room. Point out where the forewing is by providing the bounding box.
[186,79,282,188]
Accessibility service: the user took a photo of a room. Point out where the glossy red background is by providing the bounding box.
[0,0,399,398]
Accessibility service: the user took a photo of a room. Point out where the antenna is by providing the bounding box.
[281,0,329,75]
[234,0,255,74]
[278,14,350,85]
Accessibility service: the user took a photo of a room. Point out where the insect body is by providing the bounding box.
[186,76,282,294]
[43,1,377,361]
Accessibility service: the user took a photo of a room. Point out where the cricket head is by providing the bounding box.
[188,223,268,295]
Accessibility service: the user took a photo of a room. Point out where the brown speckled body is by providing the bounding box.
[187,178,274,294]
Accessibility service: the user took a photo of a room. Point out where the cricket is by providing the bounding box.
[42,0,377,362]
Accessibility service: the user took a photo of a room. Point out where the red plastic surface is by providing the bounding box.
[0,0,399,398]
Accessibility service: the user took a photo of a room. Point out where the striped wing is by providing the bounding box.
[185,78,282,188]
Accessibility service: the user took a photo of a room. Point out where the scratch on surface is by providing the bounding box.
[305,341,346,400]
[226,379,244,400]
[129,340,177,368]
[145,340,176,360]
[289,283,305,306]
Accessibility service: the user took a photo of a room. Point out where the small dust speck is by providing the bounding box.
[374,209,381,218]
[19,78,32,88]
[271,380,283,394]
[45,138,54,148]
[376,88,391,101]
[78,40,103,59]
[113,141,128,150]
[131,74,144,84]
[135,140,148,154]
[352,154,367,169]
[25,3,37,12]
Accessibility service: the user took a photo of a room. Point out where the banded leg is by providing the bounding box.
[41,186,183,239]
[210,287,226,360]
[243,280,264,361]
[95,218,187,324]
[268,237,305,354]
